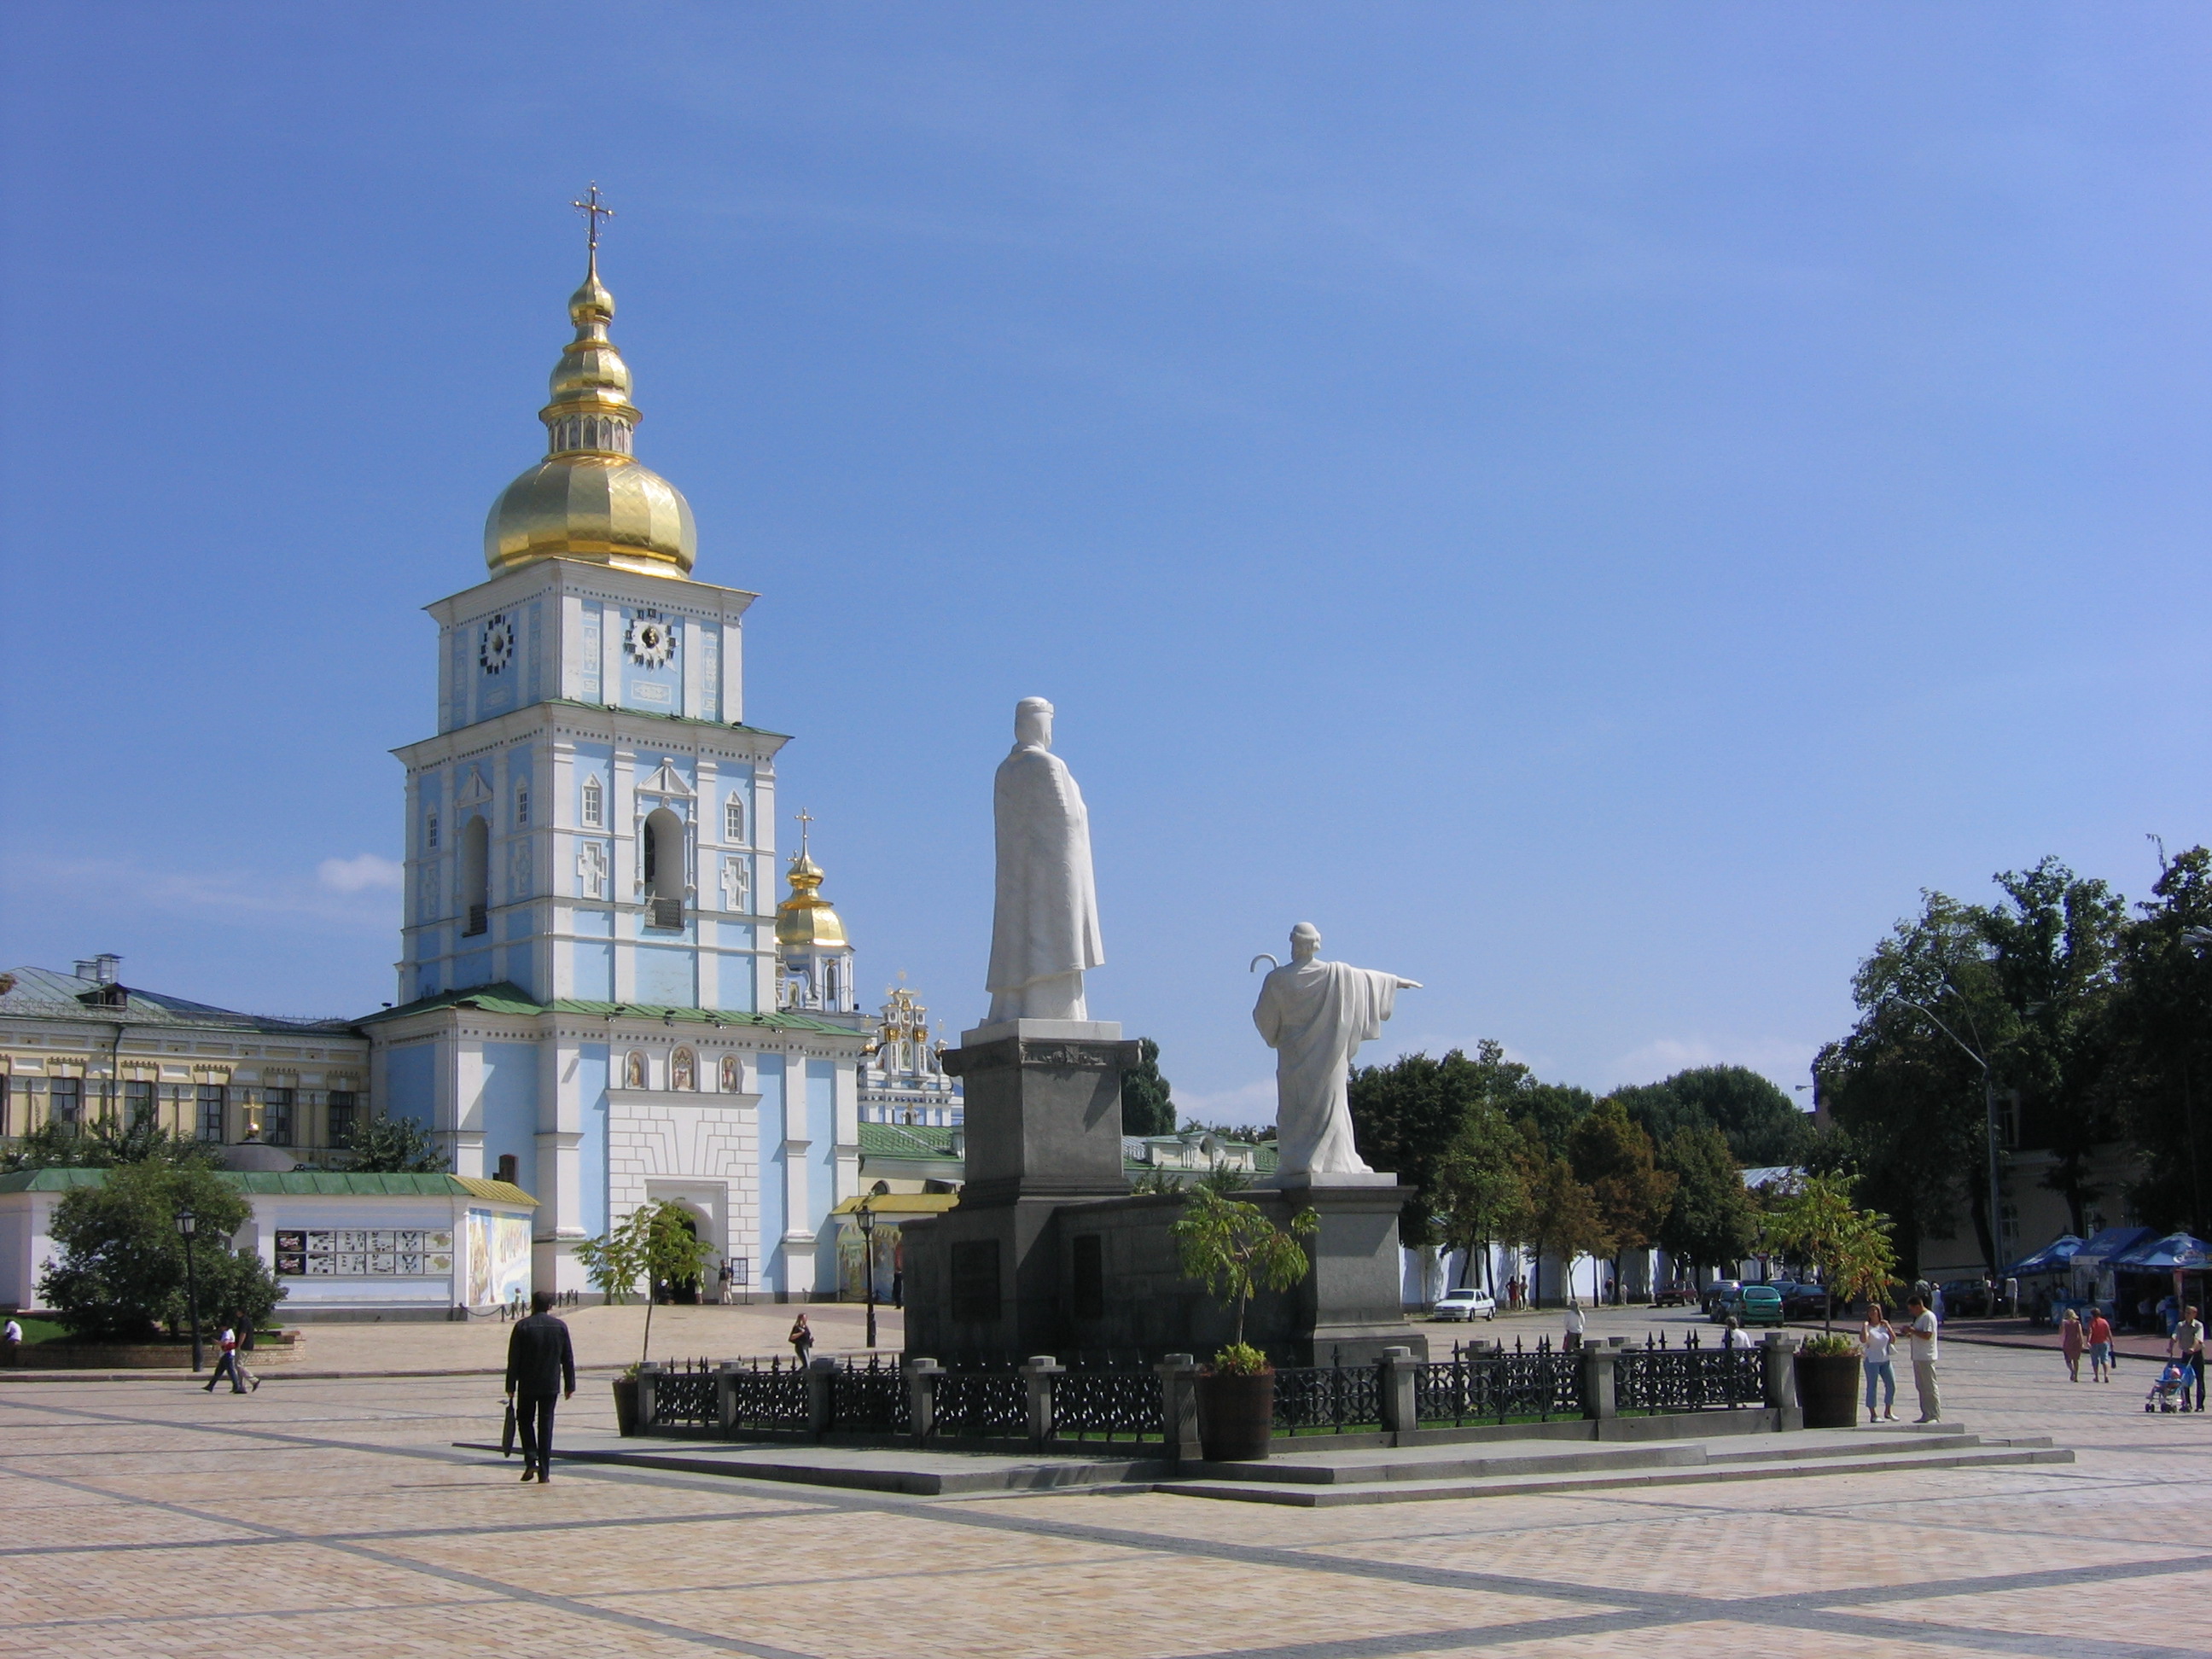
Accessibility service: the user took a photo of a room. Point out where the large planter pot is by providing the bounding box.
[1196,1370,1275,1463]
[1795,1350,1861,1429]
[612,1377,640,1438]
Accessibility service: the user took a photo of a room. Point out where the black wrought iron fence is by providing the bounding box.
[1414,1340,1584,1424]
[1273,1362,1382,1434]
[1614,1334,1763,1412]
[1051,1366,1161,1442]
[830,1356,911,1432]
[935,1368,1027,1438]
[651,1359,720,1428]
[726,1365,809,1434]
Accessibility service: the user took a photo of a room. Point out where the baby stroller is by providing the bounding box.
[2145,1360,2194,1413]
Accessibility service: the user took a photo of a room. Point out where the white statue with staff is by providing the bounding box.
[1253,923,1420,1179]
[986,697,1104,1023]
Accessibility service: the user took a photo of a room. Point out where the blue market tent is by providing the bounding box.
[2113,1232,2212,1272]
[2067,1226,2154,1270]
[2006,1234,2084,1277]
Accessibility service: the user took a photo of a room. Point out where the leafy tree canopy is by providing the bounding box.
[1348,1042,1539,1246]
[1613,1066,1811,1169]
[38,1162,279,1342]
[1121,1037,1176,1138]
[1656,1125,1761,1276]
[1566,1098,1677,1264]
[341,1115,450,1174]
[2,1116,218,1173]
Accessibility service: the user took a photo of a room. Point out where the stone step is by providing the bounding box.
[1153,1442,2075,1507]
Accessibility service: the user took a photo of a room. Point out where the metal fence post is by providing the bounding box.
[1021,1355,1063,1450]
[1156,1353,1201,1464]
[907,1358,941,1447]
[1580,1341,1617,1421]
[1378,1346,1419,1436]
[637,1361,661,1432]
[1761,1332,1802,1430]
[806,1356,837,1440]
[716,1360,741,1436]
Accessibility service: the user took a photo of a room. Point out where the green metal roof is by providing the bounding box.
[357,981,854,1034]
[0,1167,533,1203]
[858,1121,961,1159]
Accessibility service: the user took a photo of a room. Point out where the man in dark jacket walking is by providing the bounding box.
[504,1290,575,1483]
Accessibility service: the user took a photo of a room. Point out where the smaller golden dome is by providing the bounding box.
[776,847,848,949]
[483,248,696,578]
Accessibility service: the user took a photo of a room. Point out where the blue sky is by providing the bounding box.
[5,5,2211,1126]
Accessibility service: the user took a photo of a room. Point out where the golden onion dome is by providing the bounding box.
[485,250,696,578]
[776,847,849,949]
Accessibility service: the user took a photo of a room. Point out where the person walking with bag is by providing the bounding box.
[1861,1304,1898,1423]
[1905,1292,1942,1423]
[788,1311,814,1366]
[2059,1308,2085,1382]
[504,1290,575,1484]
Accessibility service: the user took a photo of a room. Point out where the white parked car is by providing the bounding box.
[1431,1287,1498,1322]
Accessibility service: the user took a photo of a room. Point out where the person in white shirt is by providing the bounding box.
[1563,1301,1586,1351]
[2,1316,20,1368]
[1905,1293,1941,1422]
[1860,1304,1897,1423]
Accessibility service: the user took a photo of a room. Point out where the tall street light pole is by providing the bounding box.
[176,1206,204,1373]
[857,1195,877,1350]
[1903,995,2006,1289]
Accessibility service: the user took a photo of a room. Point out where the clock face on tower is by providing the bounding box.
[478,613,515,676]
[625,608,675,669]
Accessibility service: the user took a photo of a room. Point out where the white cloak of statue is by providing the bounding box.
[986,698,1104,1022]
[1254,924,1417,1179]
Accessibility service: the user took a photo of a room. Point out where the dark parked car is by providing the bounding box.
[1773,1280,1831,1318]
[1701,1279,1743,1315]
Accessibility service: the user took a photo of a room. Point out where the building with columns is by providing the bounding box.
[361,241,870,1301]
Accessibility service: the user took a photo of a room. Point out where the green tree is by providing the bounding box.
[1347,1042,1537,1245]
[1655,1126,1761,1281]
[1567,1099,1677,1299]
[1429,1099,1527,1293]
[1761,1173,1898,1330]
[1613,1067,1811,1168]
[2103,846,2212,1235]
[1169,1185,1318,1367]
[2,1115,217,1173]
[1511,1081,1598,1157]
[577,1200,715,1367]
[1121,1038,1177,1137]
[1512,1150,1614,1308]
[340,1115,450,1174]
[37,1163,273,1341]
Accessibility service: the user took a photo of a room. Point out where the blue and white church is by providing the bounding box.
[361,238,869,1301]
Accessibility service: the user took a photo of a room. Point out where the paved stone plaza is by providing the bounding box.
[0,1312,2202,1659]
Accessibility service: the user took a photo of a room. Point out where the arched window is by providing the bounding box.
[725,793,745,842]
[581,775,603,827]
[719,1055,742,1093]
[515,783,530,826]
[643,806,685,930]
[672,1048,696,1091]
[824,958,841,1008]
[459,816,490,935]
[624,1051,647,1090]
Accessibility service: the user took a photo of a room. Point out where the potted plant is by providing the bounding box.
[1793,1330,1862,1429]
[1762,1174,1898,1430]
[578,1202,718,1434]
[1169,1186,1318,1462]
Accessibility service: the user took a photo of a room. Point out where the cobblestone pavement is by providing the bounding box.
[1,1319,2202,1658]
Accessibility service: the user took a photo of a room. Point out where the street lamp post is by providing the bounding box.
[857,1195,877,1350]
[1903,994,2006,1290]
[176,1206,204,1373]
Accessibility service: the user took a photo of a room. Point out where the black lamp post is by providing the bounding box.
[857,1195,877,1350]
[176,1206,204,1373]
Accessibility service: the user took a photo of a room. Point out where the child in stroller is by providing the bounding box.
[2146,1358,2195,1412]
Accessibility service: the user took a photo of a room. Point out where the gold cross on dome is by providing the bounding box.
[795,807,813,853]
[572,183,615,253]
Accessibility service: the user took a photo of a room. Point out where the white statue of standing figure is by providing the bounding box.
[986,697,1104,1022]
[1254,923,1421,1179]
